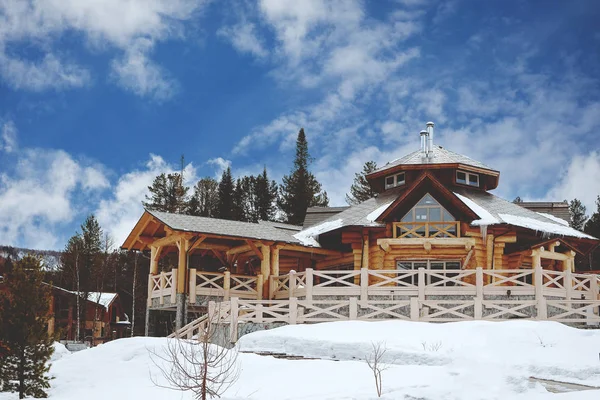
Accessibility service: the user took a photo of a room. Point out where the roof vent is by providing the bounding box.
[419,130,428,156]
[426,121,435,156]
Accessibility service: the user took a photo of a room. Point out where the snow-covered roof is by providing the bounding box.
[87,292,118,309]
[372,145,496,175]
[453,188,595,239]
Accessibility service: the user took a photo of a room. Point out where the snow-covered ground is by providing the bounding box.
[1,320,599,399]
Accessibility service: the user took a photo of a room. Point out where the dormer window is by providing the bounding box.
[385,172,405,189]
[456,170,479,187]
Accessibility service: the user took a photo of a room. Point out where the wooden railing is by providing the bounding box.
[189,270,263,301]
[268,267,600,301]
[393,221,460,238]
[147,269,177,306]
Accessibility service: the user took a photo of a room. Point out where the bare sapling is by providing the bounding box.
[150,302,240,400]
[366,341,390,398]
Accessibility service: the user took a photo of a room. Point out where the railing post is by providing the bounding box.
[256,274,264,300]
[208,301,216,324]
[256,303,264,323]
[223,271,231,300]
[189,268,196,303]
[564,269,572,300]
[475,267,483,319]
[349,297,358,320]
[159,272,165,305]
[534,264,547,319]
[230,297,238,342]
[171,269,177,301]
[289,297,298,324]
[418,267,426,301]
[360,268,369,302]
[410,297,419,321]
[305,268,313,300]
[289,271,296,298]
[269,276,275,300]
[147,274,153,307]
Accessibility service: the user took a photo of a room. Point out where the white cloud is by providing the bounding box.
[110,39,177,100]
[218,22,268,59]
[547,152,600,213]
[0,147,108,249]
[0,0,207,96]
[96,155,198,247]
[0,53,90,92]
[1,120,17,152]
[207,157,232,178]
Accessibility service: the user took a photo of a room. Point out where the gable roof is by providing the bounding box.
[371,145,497,175]
[146,210,306,245]
[296,178,596,245]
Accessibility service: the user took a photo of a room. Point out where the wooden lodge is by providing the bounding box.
[122,122,600,340]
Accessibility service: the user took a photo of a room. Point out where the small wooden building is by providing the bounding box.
[122,122,600,338]
[48,287,130,345]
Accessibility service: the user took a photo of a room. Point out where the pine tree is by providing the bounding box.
[188,177,219,217]
[232,176,256,222]
[568,198,587,231]
[584,195,600,238]
[255,167,278,222]
[0,256,54,399]
[278,128,329,225]
[217,167,235,220]
[345,161,377,205]
[143,173,189,213]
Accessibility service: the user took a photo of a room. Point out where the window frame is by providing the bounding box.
[396,259,461,286]
[384,172,406,189]
[456,170,480,187]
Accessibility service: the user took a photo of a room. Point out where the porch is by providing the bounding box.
[154,265,600,341]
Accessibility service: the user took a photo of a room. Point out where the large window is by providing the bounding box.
[399,193,457,237]
[456,170,479,187]
[385,172,405,189]
[396,260,461,286]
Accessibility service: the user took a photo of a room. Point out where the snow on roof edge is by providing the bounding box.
[453,192,499,225]
[293,219,344,247]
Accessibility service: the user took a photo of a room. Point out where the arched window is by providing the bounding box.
[398,193,457,237]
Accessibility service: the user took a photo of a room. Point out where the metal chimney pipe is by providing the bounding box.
[420,130,428,156]
[426,121,435,156]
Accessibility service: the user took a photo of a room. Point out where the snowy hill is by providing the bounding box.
[0,320,599,399]
[0,245,61,271]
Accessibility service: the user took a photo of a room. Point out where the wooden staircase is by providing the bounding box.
[167,314,209,340]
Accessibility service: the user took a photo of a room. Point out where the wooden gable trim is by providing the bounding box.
[531,238,582,255]
[378,171,479,222]
[367,163,500,180]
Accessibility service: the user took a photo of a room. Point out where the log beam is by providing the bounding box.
[177,237,189,294]
[246,240,264,261]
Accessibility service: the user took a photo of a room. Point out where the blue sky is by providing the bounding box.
[0,0,599,250]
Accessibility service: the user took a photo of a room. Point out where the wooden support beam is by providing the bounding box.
[246,240,264,261]
[271,246,280,277]
[548,241,560,252]
[538,250,570,261]
[362,234,369,269]
[177,237,189,294]
[226,244,252,256]
[379,241,390,252]
[377,237,477,249]
[188,235,207,253]
[486,234,494,269]
[211,250,227,267]
[279,244,344,257]
[149,245,161,275]
[127,214,153,250]
[260,245,270,279]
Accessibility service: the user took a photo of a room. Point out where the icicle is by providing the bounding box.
[480,224,488,242]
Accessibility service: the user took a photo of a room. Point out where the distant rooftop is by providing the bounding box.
[372,145,497,175]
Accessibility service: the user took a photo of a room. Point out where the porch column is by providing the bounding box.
[175,237,189,331]
[261,244,271,299]
[150,245,160,275]
[271,245,280,277]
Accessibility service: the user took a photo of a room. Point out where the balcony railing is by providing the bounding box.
[393,221,461,238]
